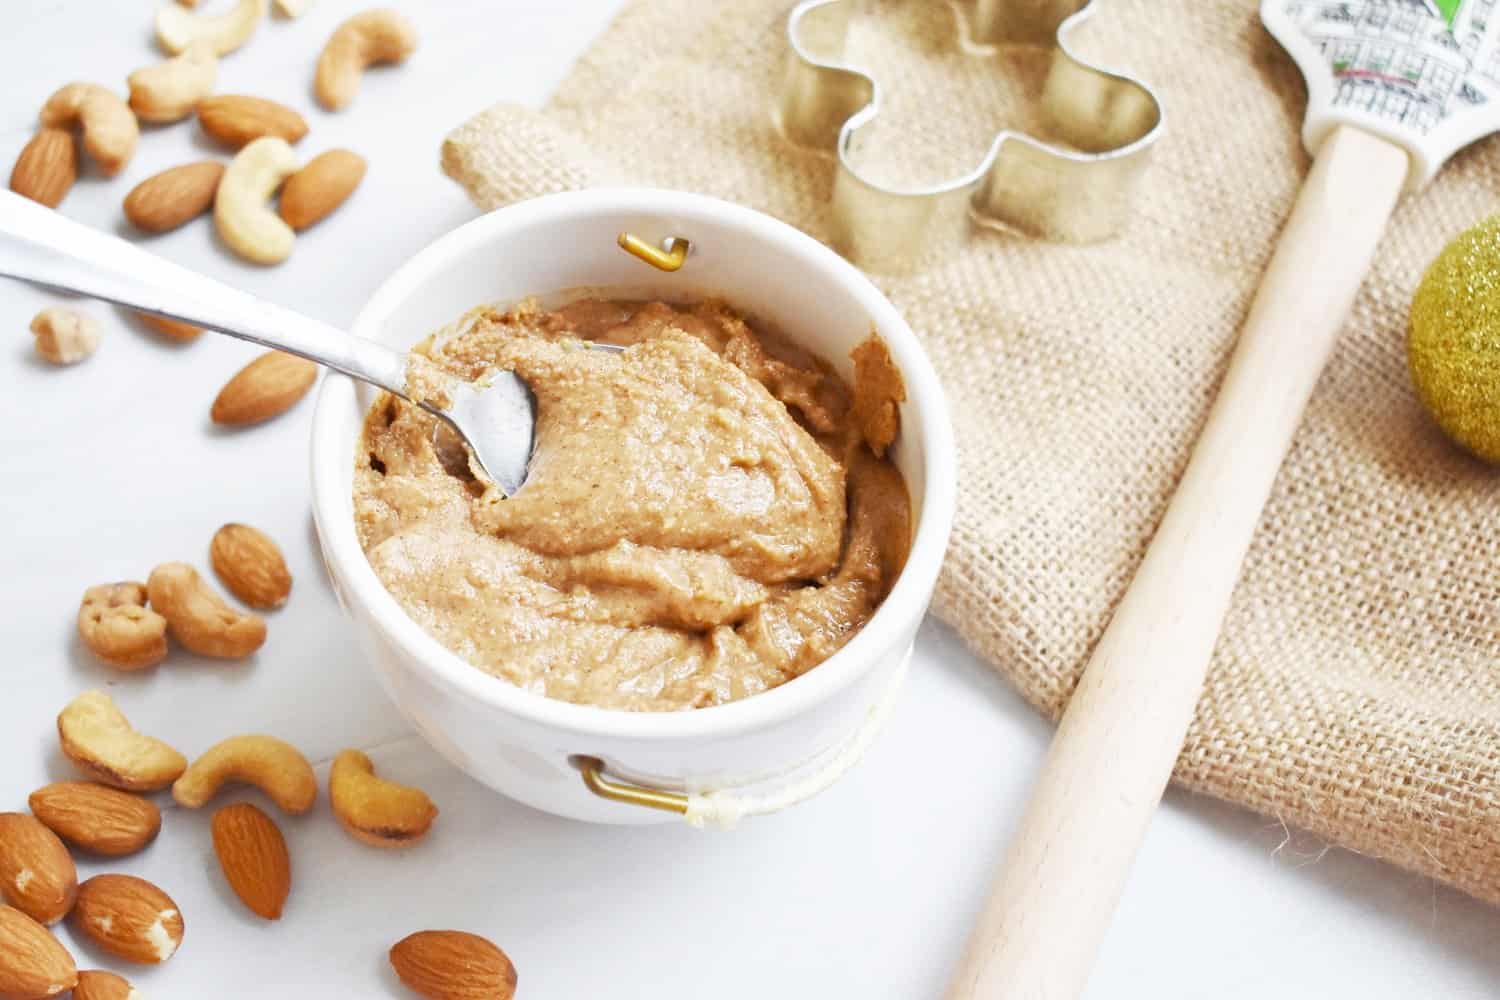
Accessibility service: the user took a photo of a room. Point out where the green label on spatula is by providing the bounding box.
[1431,0,1462,28]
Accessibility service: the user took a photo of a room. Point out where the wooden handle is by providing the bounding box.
[946,125,1410,1000]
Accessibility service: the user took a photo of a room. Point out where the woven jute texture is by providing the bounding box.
[441,0,1500,901]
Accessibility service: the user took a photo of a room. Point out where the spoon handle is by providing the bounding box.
[0,190,410,397]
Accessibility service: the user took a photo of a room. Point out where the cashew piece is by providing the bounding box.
[39,83,138,176]
[329,750,439,848]
[156,0,265,56]
[173,735,317,814]
[315,9,418,111]
[30,307,101,365]
[213,137,298,265]
[128,42,218,124]
[57,691,188,792]
[77,582,168,671]
[146,561,266,658]
[274,0,314,16]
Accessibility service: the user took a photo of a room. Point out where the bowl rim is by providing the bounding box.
[310,187,956,742]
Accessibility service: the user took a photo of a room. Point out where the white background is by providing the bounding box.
[3,2,1499,997]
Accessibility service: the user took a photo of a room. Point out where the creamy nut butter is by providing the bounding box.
[355,298,910,711]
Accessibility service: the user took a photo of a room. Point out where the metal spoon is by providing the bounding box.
[0,189,543,495]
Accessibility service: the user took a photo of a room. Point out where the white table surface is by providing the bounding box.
[3,3,1498,997]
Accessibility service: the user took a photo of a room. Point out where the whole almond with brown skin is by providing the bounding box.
[0,813,77,927]
[123,161,224,233]
[28,783,162,858]
[389,930,517,1000]
[9,128,76,209]
[211,351,318,425]
[197,95,307,149]
[71,875,183,965]
[136,312,203,343]
[211,523,292,609]
[210,803,290,920]
[72,970,140,1000]
[279,149,365,230]
[0,904,77,1000]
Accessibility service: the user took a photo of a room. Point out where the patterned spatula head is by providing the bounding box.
[1262,0,1500,185]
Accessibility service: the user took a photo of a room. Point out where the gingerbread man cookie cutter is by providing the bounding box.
[777,0,1165,270]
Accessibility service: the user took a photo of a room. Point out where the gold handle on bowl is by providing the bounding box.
[616,232,690,271]
[573,755,689,815]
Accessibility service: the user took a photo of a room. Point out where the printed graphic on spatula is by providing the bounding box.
[1263,0,1500,183]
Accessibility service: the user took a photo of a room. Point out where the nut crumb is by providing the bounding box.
[31,307,100,364]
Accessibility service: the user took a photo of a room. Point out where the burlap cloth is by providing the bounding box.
[440,0,1500,902]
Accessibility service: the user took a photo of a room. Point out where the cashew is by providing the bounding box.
[30,307,101,365]
[128,42,218,124]
[146,561,266,658]
[329,750,439,848]
[315,9,418,111]
[213,137,297,265]
[274,0,314,16]
[57,691,187,792]
[38,83,138,176]
[156,0,265,56]
[77,582,168,671]
[172,734,317,814]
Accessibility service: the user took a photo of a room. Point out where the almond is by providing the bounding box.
[211,350,318,426]
[278,148,365,230]
[0,904,77,1000]
[0,815,77,927]
[28,783,162,858]
[8,128,76,209]
[389,930,517,1000]
[136,312,203,343]
[210,803,290,920]
[197,95,307,149]
[210,523,292,609]
[73,970,141,1000]
[123,161,224,234]
[70,875,183,965]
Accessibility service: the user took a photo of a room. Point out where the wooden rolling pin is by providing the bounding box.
[947,124,1410,999]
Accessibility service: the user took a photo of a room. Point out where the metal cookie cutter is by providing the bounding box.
[776,0,1165,271]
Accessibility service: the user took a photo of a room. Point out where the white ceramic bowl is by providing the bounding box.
[310,189,955,823]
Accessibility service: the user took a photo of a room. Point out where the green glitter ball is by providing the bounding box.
[1409,215,1500,463]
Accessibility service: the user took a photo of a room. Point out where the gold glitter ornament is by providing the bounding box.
[1409,215,1500,463]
